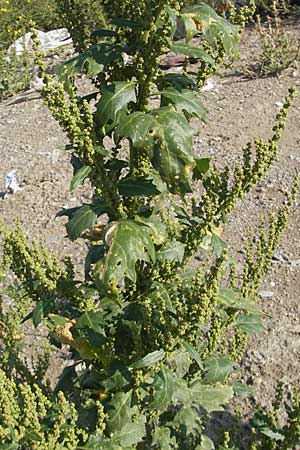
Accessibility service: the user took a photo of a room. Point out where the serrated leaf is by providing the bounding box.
[174,405,201,435]
[70,166,92,192]
[193,158,210,179]
[117,176,160,196]
[157,239,186,262]
[96,220,155,289]
[190,381,233,412]
[116,107,195,193]
[152,427,177,450]
[171,42,214,64]
[203,356,235,384]
[57,43,124,81]
[181,3,239,58]
[131,349,165,369]
[160,87,207,120]
[235,314,264,335]
[95,81,136,132]
[66,202,107,241]
[136,216,167,245]
[182,341,203,369]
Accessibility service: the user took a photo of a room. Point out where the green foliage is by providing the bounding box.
[0,0,298,449]
[56,0,107,52]
[252,0,300,77]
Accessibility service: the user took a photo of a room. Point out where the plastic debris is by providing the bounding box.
[4,170,22,196]
[202,79,215,92]
[8,28,72,57]
[272,251,289,263]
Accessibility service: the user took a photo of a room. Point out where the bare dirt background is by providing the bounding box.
[0,22,299,410]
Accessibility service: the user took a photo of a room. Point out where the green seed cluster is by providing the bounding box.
[183,87,296,260]
[0,370,87,448]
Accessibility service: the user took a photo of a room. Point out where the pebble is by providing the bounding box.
[258,291,274,298]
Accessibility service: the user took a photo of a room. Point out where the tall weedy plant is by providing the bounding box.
[0,1,298,448]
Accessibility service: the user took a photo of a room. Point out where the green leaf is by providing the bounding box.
[160,87,207,121]
[95,81,136,132]
[233,382,255,398]
[166,6,178,36]
[159,73,197,90]
[181,14,198,43]
[70,166,92,192]
[57,42,124,82]
[193,158,210,179]
[190,381,234,412]
[203,356,235,384]
[170,42,214,64]
[135,216,167,245]
[0,444,19,450]
[131,349,165,369]
[91,29,118,39]
[116,107,195,193]
[261,429,285,441]
[182,341,203,369]
[157,240,186,262]
[32,299,52,328]
[173,405,202,435]
[200,435,215,450]
[211,233,227,257]
[57,43,124,81]
[107,390,133,431]
[85,245,105,278]
[152,427,177,450]
[111,18,144,29]
[117,415,146,447]
[235,314,264,335]
[66,202,107,241]
[148,365,178,411]
[117,176,160,196]
[96,219,155,289]
[181,3,239,58]
[149,282,176,314]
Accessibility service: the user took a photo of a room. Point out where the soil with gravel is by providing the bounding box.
[0,21,300,418]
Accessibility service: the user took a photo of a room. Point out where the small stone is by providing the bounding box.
[258,290,274,298]
[275,101,283,108]
[290,259,300,267]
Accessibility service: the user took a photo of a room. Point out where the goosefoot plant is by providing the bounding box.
[0,0,298,448]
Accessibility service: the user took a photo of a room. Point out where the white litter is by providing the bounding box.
[8,28,72,57]
[202,79,215,92]
[4,170,22,196]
